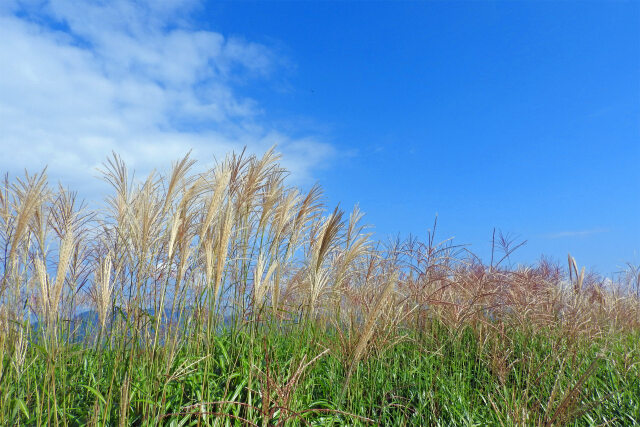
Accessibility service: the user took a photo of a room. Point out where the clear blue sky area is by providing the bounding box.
[203,1,640,275]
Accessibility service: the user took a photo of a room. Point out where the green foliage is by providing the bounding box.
[1,150,639,425]
[0,324,638,425]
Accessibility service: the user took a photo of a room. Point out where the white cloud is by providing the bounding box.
[544,228,609,239]
[0,0,334,195]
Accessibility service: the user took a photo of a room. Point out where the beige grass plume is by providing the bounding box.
[213,201,235,304]
[253,253,278,310]
[96,255,113,334]
[344,271,398,391]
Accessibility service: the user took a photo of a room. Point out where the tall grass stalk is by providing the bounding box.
[0,148,638,425]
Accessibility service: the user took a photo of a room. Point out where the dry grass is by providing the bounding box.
[0,147,638,424]
[1,147,637,352]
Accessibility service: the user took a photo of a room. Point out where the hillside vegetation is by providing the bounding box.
[0,148,638,425]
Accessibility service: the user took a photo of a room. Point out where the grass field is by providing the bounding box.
[1,149,638,425]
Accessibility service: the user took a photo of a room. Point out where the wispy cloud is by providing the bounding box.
[0,0,334,193]
[544,228,609,239]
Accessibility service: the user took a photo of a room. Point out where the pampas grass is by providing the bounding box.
[0,148,638,425]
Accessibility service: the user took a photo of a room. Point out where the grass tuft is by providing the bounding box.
[0,148,638,425]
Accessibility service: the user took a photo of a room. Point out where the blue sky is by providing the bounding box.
[1,1,638,274]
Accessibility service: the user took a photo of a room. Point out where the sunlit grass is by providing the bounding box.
[0,148,638,425]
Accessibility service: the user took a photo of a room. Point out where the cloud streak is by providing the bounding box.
[0,0,333,194]
[544,228,609,239]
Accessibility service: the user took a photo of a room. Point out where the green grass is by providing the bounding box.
[1,149,639,425]
[1,322,638,425]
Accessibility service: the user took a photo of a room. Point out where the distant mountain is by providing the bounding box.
[29,306,236,343]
